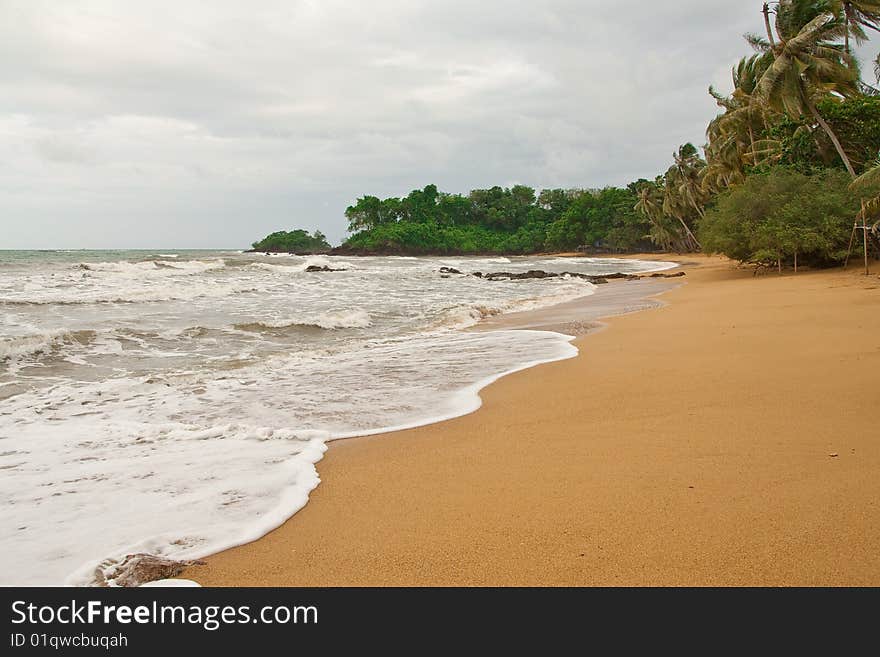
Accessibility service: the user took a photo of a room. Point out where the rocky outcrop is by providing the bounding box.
[438,267,684,283]
[305,265,346,272]
[97,553,205,587]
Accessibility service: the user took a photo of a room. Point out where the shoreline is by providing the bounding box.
[187,254,880,586]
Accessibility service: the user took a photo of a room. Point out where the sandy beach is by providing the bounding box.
[187,254,880,586]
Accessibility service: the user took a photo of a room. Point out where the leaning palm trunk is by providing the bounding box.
[762,2,777,50]
[673,214,701,251]
[754,13,861,178]
[804,94,857,177]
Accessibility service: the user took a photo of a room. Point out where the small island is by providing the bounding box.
[249,229,331,254]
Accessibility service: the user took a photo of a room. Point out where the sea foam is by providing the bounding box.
[0,251,676,586]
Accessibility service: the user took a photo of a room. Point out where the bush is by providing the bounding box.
[699,167,874,268]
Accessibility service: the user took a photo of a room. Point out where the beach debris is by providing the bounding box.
[305,265,346,272]
[829,452,839,458]
[98,553,206,587]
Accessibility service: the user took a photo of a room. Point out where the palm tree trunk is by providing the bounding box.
[844,9,850,55]
[675,215,701,251]
[762,3,777,51]
[805,95,856,178]
[748,124,756,165]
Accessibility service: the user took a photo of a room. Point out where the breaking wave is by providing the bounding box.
[234,309,373,332]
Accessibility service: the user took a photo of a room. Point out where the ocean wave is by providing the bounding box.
[0,329,96,362]
[434,279,597,330]
[0,282,260,305]
[234,309,372,332]
[0,252,676,585]
[77,259,225,275]
[248,255,353,274]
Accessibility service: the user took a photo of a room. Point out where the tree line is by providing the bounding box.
[339,0,880,267]
[342,183,654,255]
[642,0,880,269]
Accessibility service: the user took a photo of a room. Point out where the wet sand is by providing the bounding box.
[187,254,880,586]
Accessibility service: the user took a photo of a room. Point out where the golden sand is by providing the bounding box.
[187,255,880,586]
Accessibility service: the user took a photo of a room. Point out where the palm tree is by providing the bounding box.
[762,2,778,50]
[634,182,687,252]
[753,8,861,177]
[671,144,709,218]
[849,157,880,215]
[659,146,704,252]
[841,1,880,53]
[706,53,778,181]
[849,160,880,263]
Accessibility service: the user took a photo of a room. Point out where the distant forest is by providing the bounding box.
[341,183,654,255]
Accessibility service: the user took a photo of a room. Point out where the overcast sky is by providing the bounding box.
[2,1,878,248]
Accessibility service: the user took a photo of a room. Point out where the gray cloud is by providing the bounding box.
[1,0,877,248]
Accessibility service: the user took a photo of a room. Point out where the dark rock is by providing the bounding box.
[100,553,205,587]
[649,271,686,278]
[472,272,483,277]
[305,265,345,272]
[486,270,561,280]
[602,272,641,280]
[439,267,463,274]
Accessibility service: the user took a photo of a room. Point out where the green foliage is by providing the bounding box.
[342,184,652,254]
[343,3,880,262]
[768,96,880,173]
[251,229,330,253]
[699,167,875,266]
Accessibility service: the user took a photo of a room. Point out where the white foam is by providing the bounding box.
[0,258,256,304]
[248,309,372,330]
[140,579,201,587]
[0,253,677,586]
[0,330,76,361]
[247,255,353,275]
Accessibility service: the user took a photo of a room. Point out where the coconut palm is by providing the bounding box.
[706,53,778,180]
[753,7,861,177]
[634,182,688,252]
[658,147,704,252]
[841,1,880,53]
[849,157,880,215]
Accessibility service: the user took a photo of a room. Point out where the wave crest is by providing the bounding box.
[234,309,372,332]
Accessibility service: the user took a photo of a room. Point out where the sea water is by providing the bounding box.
[0,250,675,585]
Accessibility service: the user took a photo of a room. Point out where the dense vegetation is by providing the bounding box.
[342,184,653,255]
[251,229,330,253]
[700,167,862,269]
[339,0,880,269]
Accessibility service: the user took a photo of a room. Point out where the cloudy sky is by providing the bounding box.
[2,1,877,248]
